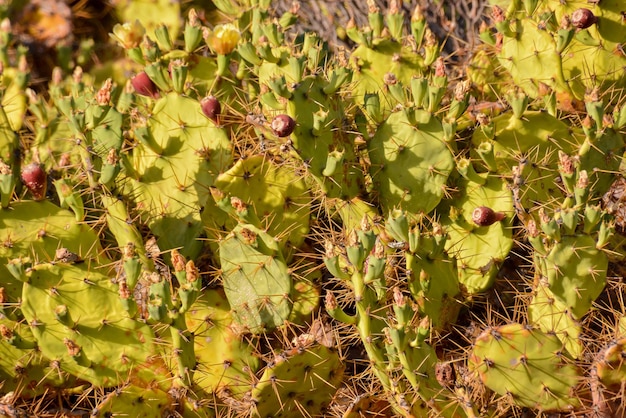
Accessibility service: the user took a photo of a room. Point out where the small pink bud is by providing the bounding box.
[200,95,221,124]
[96,79,113,105]
[472,206,505,226]
[131,72,159,98]
[571,8,597,29]
[21,163,47,201]
[271,114,296,137]
[434,57,446,77]
[491,5,505,23]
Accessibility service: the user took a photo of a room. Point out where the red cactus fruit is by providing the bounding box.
[571,8,597,29]
[472,206,506,226]
[271,114,296,137]
[21,162,47,200]
[200,95,221,124]
[130,72,159,98]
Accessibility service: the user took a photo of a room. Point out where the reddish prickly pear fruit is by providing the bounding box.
[571,8,597,29]
[472,206,505,226]
[21,162,47,201]
[271,114,295,137]
[131,72,159,98]
[200,95,221,124]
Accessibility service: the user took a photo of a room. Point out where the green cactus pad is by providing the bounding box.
[0,316,77,398]
[251,342,344,417]
[369,108,454,215]
[406,238,461,329]
[0,71,26,162]
[1,69,28,132]
[497,19,569,99]
[120,92,232,257]
[186,289,260,396]
[288,278,320,325]
[528,284,582,359]
[544,235,607,320]
[281,77,365,199]
[211,155,312,252]
[442,174,514,294]
[0,200,104,307]
[551,0,626,98]
[470,323,581,410]
[86,104,124,157]
[32,116,81,170]
[466,46,512,101]
[472,111,582,211]
[472,111,580,170]
[576,129,624,198]
[220,223,292,333]
[19,262,157,387]
[331,197,381,236]
[93,384,174,418]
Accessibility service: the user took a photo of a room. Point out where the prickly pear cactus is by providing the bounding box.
[488,0,626,102]
[384,212,461,329]
[93,384,175,418]
[471,110,581,213]
[119,92,232,258]
[15,260,158,387]
[441,168,514,294]
[220,223,292,333]
[251,324,344,418]
[208,155,312,254]
[469,323,580,410]
[186,289,260,396]
[526,204,610,358]
[0,316,76,398]
[369,108,454,215]
[0,200,104,308]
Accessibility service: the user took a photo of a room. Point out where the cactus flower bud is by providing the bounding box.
[271,114,296,137]
[21,162,47,201]
[200,95,221,124]
[206,23,240,55]
[171,249,186,273]
[131,72,159,98]
[571,8,597,29]
[472,206,506,226]
[186,260,199,282]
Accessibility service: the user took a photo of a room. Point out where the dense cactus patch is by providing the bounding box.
[0,0,625,416]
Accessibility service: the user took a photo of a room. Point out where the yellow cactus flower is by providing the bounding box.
[110,20,145,49]
[206,23,240,55]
